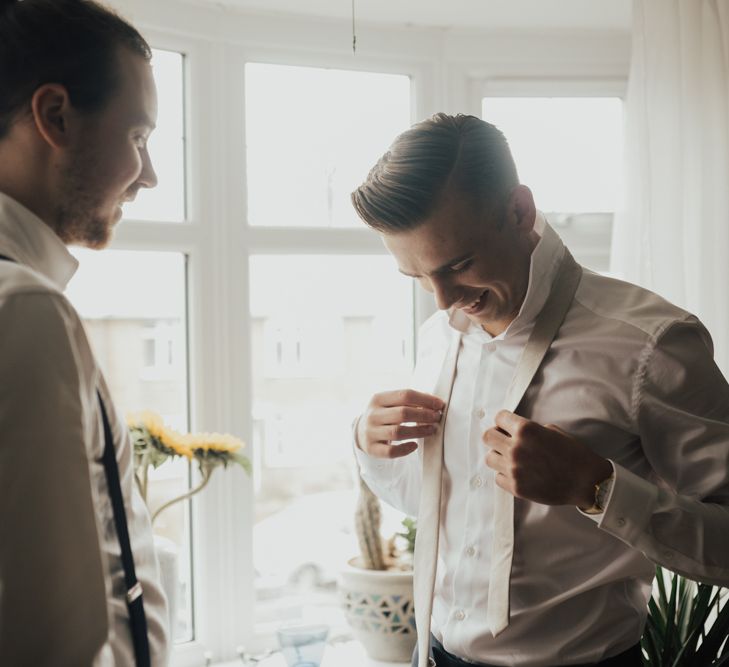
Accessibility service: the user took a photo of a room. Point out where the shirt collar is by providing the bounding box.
[0,191,79,290]
[448,211,566,340]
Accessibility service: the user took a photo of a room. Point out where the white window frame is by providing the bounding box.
[106,2,630,663]
[217,45,429,660]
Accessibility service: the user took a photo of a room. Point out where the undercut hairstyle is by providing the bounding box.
[351,113,520,232]
[0,0,151,140]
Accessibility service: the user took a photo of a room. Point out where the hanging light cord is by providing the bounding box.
[352,0,357,54]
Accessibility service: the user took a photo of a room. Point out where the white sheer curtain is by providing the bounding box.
[611,0,729,374]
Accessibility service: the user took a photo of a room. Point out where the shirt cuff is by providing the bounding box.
[351,416,400,480]
[352,438,399,478]
[595,462,660,543]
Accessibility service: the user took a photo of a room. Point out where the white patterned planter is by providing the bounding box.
[339,558,416,663]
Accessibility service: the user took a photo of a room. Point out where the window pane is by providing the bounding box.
[482,97,623,213]
[65,249,193,642]
[251,255,414,633]
[245,64,410,227]
[123,49,186,222]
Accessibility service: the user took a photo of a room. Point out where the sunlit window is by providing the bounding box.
[66,249,193,642]
[64,48,193,646]
[68,49,194,642]
[66,48,195,645]
[250,255,413,633]
[245,63,413,637]
[245,63,411,227]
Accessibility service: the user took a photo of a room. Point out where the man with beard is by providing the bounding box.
[0,1,168,664]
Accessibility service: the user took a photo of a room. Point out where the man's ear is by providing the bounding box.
[509,184,537,234]
[30,84,74,149]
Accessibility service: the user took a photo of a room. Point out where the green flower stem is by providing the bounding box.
[136,452,151,502]
[134,470,144,501]
[151,465,213,525]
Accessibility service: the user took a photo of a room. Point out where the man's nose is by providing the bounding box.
[138,148,158,189]
[430,278,459,311]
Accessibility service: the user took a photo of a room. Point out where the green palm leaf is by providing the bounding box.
[660,571,679,665]
[642,567,729,667]
[694,595,729,665]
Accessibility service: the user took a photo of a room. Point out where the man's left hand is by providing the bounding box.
[483,410,613,508]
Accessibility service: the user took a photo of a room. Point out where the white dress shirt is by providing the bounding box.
[0,192,169,666]
[356,212,729,666]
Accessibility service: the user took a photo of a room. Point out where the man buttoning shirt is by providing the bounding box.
[351,113,729,667]
[0,1,168,665]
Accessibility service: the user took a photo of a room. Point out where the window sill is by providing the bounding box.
[215,639,409,667]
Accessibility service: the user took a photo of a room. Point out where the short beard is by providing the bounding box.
[54,147,114,249]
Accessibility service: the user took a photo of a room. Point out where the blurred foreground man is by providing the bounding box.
[352,113,729,667]
[0,1,168,664]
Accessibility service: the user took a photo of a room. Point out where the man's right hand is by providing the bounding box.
[355,389,445,459]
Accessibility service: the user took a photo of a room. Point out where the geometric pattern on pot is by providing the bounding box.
[341,591,416,635]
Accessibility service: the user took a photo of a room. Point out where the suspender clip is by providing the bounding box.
[127,582,144,604]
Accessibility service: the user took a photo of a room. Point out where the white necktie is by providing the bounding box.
[413,330,461,667]
[413,251,582,666]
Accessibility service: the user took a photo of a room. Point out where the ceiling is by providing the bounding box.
[196,0,632,32]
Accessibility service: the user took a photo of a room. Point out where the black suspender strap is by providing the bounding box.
[98,392,151,667]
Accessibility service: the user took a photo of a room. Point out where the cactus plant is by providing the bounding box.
[354,476,415,570]
[355,477,387,570]
[342,477,419,661]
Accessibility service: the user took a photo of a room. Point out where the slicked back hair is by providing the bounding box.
[0,0,151,140]
[351,113,519,232]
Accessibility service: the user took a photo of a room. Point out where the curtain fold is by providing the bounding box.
[611,0,729,374]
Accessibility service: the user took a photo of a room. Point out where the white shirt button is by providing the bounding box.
[466,546,476,557]
[471,475,483,488]
[475,408,485,419]
[454,609,466,621]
